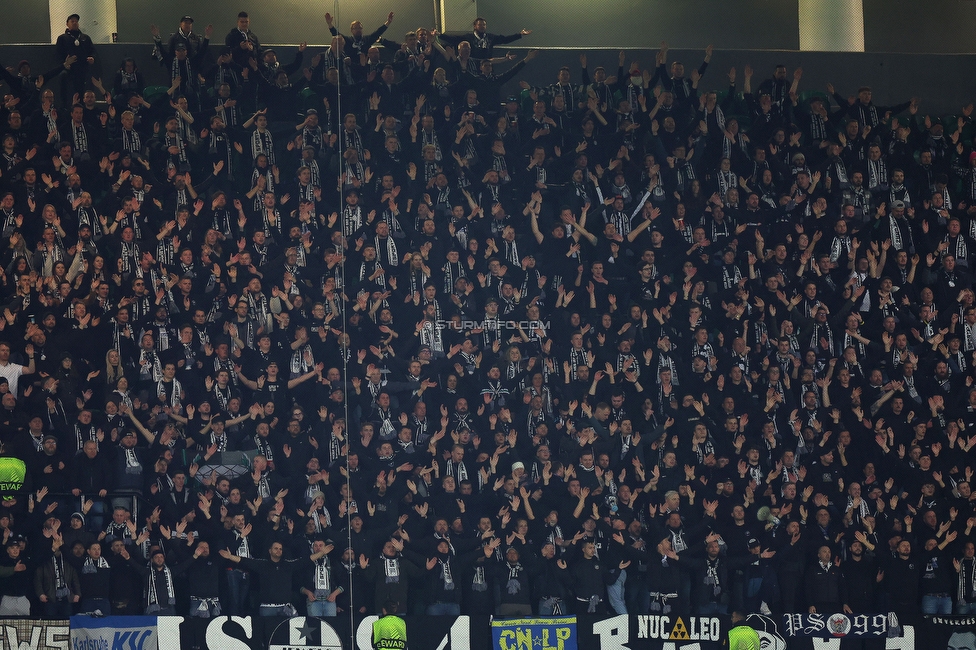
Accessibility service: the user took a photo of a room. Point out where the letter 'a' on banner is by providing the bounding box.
[70,616,158,650]
[492,617,577,650]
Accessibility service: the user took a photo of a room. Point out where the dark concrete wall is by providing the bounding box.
[1,5,51,45]
[478,0,801,50]
[863,0,976,53]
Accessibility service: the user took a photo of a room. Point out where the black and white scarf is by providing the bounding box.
[867,158,888,190]
[176,113,197,145]
[83,555,110,573]
[251,129,275,164]
[716,170,736,197]
[302,124,323,151]
[52,553,69,598]
[375,235,398,269]
[165,132,188,166]
[314,557,332,593]
[73,422,98,453]
[421,129,442,161]
[77,206,102,238]
[171,55,194,89]
[704,557,722,596]
[309,505,331,533]
[342,205,362,236]
[830,235,852,263]
[888,215,914,252]
[945,235,969,263]
[438,556,455,590]
[889,184,911,208]
[155,378,183,407]
[506,562,523,594]
[342,129,365,160]
[445,459,469,482]
[235,530,251,558]
[472,564,488,592]
[71,124,89,155]
[959,556,976,602]
[146,564,176,610]
[384,557,400,583]
[208,130,234,179]
[847,495,870,524]
[121,128,142,154]
[139,349,163,382]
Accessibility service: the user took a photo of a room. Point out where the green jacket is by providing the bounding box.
[372,614,407,650]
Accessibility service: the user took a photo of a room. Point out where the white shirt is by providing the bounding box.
[0,361,25,395]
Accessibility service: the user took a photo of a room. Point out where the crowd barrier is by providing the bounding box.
[0,612,970,649]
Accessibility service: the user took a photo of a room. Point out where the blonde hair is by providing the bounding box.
[105,349,125,385]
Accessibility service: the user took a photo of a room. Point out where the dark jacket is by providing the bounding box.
[493,557,536,606]
[78,555,113,599]
[239,555,306,605]
[364,553,424,614]
[568,554,617,602]
[173,553,222,599]
[805,560,843,610]
[841,554,879,612]
[34,552,81,601]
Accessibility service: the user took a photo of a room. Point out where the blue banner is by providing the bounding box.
[70,616,157,650]
[491,617,577,650]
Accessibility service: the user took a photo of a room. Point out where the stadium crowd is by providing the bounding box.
[0,8,973,629]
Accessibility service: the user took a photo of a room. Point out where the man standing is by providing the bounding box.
[126,548,177,615]
[325,12,394,60]
[173,540,222,618]
[55,14,95,104]
[0,537,32,615]
[883,538,922,626]
[301,539,342,617]
[561,540,629,614]
[0,342,35,396]
[439,18,532,60]
[221,541,328,616]
[842,537,882,614]
[151,16,212,60]
[805,545,842,613]
[35,529,80,617]
[362,539,423,614]
[225,12,261,69]
[78,542,112,614]
[494,547,535,616]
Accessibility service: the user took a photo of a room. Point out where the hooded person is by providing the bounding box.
[362,538,424,614]
[408,538,493,616]
[334,546,370,615]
